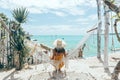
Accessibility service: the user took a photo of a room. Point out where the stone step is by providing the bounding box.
[30,71,96,80]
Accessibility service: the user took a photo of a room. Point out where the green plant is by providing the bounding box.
[11,7,29,70]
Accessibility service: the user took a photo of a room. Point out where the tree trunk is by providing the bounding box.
[114,19,120,42]
[111,61,120,80]
[96,0,102,59]
[15,51,20,70]
[104,3,109,69]
[111,20,120,80]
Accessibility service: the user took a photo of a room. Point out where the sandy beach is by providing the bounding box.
[0,51,120,80]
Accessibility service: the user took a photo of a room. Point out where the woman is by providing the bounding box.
[51,39,66,72]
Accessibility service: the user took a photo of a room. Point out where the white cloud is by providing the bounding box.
[86,0,97,7]
[76,18,88,22]
[28,7,43,14]
[0,0,99,35]
[0,0,96,16]
[88,14,97,21]
[51,11,66,17]
[67,7,85,16]
[75,14,97,25]
[23,25,89,35]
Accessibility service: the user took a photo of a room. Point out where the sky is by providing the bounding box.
[0,0,120,35]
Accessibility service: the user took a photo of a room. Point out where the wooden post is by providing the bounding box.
[96,0,102,58]
[104,3,109,69]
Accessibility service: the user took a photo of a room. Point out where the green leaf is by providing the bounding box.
[1,36,6,39]
[12,7,29,24]
[111,15,118,18]
[110,0,115,3]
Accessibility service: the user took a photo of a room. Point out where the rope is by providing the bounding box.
[110,12,115,51]
[68,20,101,58]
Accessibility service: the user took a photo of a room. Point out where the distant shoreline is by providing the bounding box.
[30,33,119,36]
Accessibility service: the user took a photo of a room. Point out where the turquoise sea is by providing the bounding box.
[31,35,120,57]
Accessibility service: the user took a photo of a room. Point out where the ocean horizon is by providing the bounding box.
[31,34,120,57]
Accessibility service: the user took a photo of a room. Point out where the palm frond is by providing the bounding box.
[12,7,29,24]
